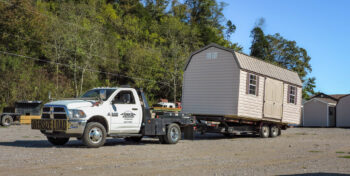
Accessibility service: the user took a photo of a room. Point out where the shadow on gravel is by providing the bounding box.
[281,173,350,176]
[0,138,161,148]
[193,133,258,140]
[0,133,260,148]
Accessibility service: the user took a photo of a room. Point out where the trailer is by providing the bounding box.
[0,101,42,127]
[181,43,303,137]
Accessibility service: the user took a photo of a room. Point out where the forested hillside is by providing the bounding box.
[0,0,314,108]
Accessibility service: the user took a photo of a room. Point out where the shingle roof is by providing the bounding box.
[311,93,348,101]
[234,52,302,86]
[314,98,337,105]
[329,94,348,100]
[184,43,303,86]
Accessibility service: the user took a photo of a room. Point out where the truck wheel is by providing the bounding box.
[163,123,181,144]
[269,125,279,138]
[47,137,69,146]
[125,137,143,142]
[1,115,13,127]
[82,122,106,148]
[260,124,270,138]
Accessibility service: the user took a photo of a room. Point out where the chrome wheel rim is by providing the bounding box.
[89,127,102,144]
[4,118,10,125]
[271,126,277,135]
[263,126,269,135]
[170,127,179,142]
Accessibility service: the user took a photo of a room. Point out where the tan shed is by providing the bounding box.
[336,94,350,127]
[182,43,302,125]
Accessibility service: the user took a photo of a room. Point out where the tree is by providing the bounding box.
[250,27,270,61]
[249,22,316,98]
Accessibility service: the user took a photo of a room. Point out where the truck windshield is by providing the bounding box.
[81,89,116,101]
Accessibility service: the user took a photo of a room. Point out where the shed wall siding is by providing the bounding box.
[336,96,350,127]
[303,100,328,127]
[237,70,264,119]
[282,84,302,124]
[181,47,240,115]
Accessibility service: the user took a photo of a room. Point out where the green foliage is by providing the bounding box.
[0,0,240,108]
[250,24,316,98]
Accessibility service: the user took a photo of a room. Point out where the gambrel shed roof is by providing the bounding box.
[185,43,303,86]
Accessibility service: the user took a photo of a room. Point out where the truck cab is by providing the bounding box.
[32,87,194,148]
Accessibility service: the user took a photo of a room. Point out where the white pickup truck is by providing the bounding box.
[32,87,195,148]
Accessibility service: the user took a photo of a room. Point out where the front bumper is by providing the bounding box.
[40,119,87,137]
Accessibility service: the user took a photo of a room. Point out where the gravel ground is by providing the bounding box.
[0,125,350,176]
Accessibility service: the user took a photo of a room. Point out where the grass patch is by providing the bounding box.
[296,132,308,135]
[338,155,350,159]
[309,150,322,153]
[336,151,345,154]
[22,136,30,138]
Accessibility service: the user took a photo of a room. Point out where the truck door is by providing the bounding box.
[109,90,142,133]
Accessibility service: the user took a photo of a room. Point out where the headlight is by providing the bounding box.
[68,109,86,119]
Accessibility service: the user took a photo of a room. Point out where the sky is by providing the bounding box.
[222,0,350,94]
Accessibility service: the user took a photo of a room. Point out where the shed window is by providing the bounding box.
[247,73,258,96]
[288,86,296,104]
[206,52,218,60]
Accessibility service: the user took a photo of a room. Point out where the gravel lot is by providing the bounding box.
[0,125,350,176]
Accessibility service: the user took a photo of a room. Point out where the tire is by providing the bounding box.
[223,133,232,137]
[47,137,69,146]
[278,128,282,136]
[158,136,166,144]
[82,122,107,148]
[125,136,143,142]
[1,115,13,127]
[163,123,181,144]
[260,124,270,138]
[269,125,279,138]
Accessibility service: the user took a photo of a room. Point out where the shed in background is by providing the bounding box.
[302,93,347,127]
[336,95,350,127]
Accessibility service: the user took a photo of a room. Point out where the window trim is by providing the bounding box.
[288,85,297,104]
[247,73,258,96]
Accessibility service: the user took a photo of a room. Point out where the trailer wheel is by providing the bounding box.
[82,122,106,148]
[223,133,232,137]
[47,137,69,146]
[269,125,279,138]
[260,124,270,138]
[158,136,166,144]
[125,137,143,142]
[278,128,282,136]
[163,123,181,144]
[1,115,13,127]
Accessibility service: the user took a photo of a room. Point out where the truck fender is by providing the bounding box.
[87,116,109,133]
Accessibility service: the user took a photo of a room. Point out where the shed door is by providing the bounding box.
[264,78,284,119]
[328,106,336,127]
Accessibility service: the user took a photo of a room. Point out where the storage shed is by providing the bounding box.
[302,93,347,127]
[302,97,336,127]
[336,95,350,127]
[181,43,302,125]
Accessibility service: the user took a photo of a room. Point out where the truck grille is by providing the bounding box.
[42,106,67,119]
[42,114,50,119]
